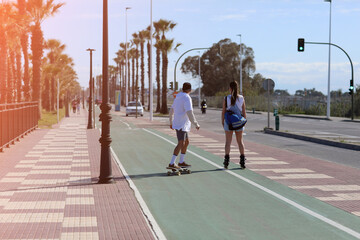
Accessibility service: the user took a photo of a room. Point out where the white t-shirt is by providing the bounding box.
[171,92,193,132]
[226,95,244,110]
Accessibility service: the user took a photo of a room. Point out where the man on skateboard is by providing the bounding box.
[168,82,200,169]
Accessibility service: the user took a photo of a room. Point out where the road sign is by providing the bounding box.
[263,79,275,91]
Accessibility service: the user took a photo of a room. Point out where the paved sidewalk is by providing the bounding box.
[0,109,155,240]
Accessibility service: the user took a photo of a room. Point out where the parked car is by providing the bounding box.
[126,101,144,116]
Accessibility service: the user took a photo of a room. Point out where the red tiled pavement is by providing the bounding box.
[0,110,155,240]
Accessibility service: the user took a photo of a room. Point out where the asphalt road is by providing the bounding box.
[192,108,360,169]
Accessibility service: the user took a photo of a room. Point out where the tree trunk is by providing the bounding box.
[0,26,7,104]
[160,50,168,114]
[127,61,130,103]
[7,51,14,103]
[147,42,151,110]
[132,58,135,101]
[51,77,56,111]
[16,52,22,102]
[136,49,139,103]
[43,76,50,111]
[155,47,161,112]
[140,42,145,105]
[21,32,30,101]
[31,23,44,119]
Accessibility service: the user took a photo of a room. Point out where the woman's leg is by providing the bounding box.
[235,131,246,168]
[235,131,245,155]
[225,131,233,155]
[223,131,233,168]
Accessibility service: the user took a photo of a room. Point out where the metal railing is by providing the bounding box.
[0,102,39,151]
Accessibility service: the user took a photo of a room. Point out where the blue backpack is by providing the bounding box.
[224,96,247,130]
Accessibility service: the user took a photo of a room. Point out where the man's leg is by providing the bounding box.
[179,138,189,164]
[169,129,186,167]
[173,140,184,156]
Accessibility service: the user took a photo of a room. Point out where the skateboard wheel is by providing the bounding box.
[187,170,191,174]
[167,171,171,176]
[177,172,181,176]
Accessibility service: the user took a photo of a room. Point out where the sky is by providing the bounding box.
[42,0,360,95]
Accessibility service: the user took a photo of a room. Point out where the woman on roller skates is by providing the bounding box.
[221,81,247,169]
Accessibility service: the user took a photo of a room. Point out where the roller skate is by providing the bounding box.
[223,154,230,169]
[240,155,246,169]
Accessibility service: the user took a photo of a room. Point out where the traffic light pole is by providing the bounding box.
[305,41,354,121]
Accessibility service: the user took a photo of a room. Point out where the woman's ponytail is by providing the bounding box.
[229,81,238,106]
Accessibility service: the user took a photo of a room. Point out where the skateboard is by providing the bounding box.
[166,166,191,176]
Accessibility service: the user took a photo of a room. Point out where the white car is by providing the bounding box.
[126,101,144,116]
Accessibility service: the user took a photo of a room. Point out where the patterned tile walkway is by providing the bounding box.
[0,111,155,240]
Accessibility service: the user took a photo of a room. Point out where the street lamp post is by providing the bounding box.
[237,34,243,95]
[149,0,153,121]
[324,0,332,119]
[125,7,131,107]
[86,48,95,129]
[98,0,113,184]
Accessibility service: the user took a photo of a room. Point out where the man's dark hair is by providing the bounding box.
[182,82,191,92]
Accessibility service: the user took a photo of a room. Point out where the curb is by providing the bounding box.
[282,114,331,121]
[264,129,360,151]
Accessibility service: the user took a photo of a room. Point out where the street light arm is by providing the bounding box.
[174,47,210,86]
[305,40,354,121]
[305,41,353,81]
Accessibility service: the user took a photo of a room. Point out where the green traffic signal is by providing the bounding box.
[298,38,305,52]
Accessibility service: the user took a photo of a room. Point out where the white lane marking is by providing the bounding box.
[119,119,132,130]
[111,147,166,240]
[96,124,165,240]
[143,128,360,239]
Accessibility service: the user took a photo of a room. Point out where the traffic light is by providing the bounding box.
[298,38,305,52]
[169,81,173,90]
[349,79,354,95]
[175,82,178,91]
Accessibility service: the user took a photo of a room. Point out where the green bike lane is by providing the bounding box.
[101,115,360,240]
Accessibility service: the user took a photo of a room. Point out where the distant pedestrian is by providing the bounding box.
[222,81,247,169]
[72,100,76,114]
[76,101,80,114]
[168,82,200,169]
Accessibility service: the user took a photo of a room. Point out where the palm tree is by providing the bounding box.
[132,33,140,103]
[154,19,178,114]
[0,2,11,104]
[153,21,161,112]
[7,22,22,103]
[155,39,181,114]
[138,30,147,106]
[128,48,136,101]
[143,26,151,110]
[44,39,65,111]
[27,0,64,117]
[16,0,31,101]
[114,50,125,105]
